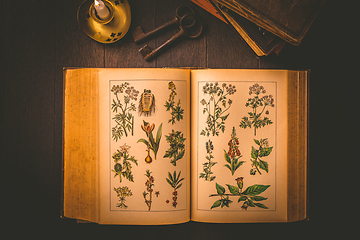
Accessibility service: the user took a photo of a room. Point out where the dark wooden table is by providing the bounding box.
[3,0,351,238]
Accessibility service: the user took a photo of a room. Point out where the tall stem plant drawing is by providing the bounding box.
[137,121,162,163]
[239,83,274,136]
[199,140,217,181]
[164,130,186,166]
[111,143,138,182]
[111,83,139,141]
[165,81,184,124]
[113,186,132,209]
[224,127,244,176]
[143,170,156,211]
[249,138,273,175]
[166,171,184,208]
[200,82,236,137]
[210,177,270,210]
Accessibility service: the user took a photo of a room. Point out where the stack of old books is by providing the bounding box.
[191,0,327,56]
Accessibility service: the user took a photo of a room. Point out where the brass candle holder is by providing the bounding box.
[77,0,131,44]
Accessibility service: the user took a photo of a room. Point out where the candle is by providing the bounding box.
[94,0,110,20]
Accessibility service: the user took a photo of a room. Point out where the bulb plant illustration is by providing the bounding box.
[239,83,275,136]
[113,186,132,209]
[224,127,245,176]
[165,81,184,124]
[111,83,139,141]
[209,177,270,210]
[137,121,162,163]
[111,143,139,182]
[249,138,273,175]
[163,130,186,166]
[199,140,217,181]
[200,82,236,137]
[166,171,185,208]
[143,170,156,211]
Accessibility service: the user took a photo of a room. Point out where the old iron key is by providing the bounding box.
[139,14,203,61]
[132,5,195,44]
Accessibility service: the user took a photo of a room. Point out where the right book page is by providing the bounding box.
[191,69,289,223]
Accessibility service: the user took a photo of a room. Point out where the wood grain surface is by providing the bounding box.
[3,0,351,238]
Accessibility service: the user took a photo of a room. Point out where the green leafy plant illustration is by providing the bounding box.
[113,186,132,208]
[250,138,273,175]
[143,170,156,211]
[224,127,245,175]
[164,130,186,166]
[166,171,185,208]
[199,140,217,181]
[111,83,139,140]
[200,82,236,137]
[111,143,138,182]
[165,81,184,124]
[137,121,163,163]
[209,177,270,210]
[239,83,275,136]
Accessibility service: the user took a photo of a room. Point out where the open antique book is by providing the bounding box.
[62,68,308,224]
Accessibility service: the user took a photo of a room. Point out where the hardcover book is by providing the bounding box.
[62,68,308,224]
[191,0,286,56]
[212,0,327,45]
[209,0,286,56]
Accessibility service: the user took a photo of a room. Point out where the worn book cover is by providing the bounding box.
[213,0,327,45]
[209,0,286,56]
[62,68,308,224]
[191,0,286,56]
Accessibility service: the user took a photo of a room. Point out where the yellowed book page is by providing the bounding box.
[98,68,191,225]
[191,69,288,223]
[63,68,100,223]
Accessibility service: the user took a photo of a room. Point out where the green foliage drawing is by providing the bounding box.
[166,171,185,208]
[164,130,186,166]
[239,83,275,136]
[143,170,156,211]
[111,143,138,182]
[113,186,132,208]
[249,138,273,175]
[111,83,139,141]
[209,177,270,210]
[224,127,245,175]
[137,121,163,163]
[200,82,236,137]
[199,140,217,181]
[165,81,184,124]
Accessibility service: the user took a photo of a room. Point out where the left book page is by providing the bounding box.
[63,68,191,225]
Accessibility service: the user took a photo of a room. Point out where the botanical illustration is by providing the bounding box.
[239,83,275,135]
[111,83,139,141]
[163,130,186,166]
[111,143,138,182]
[143,170,156,211]
[200,82,236,137]
[165,81,184,124]
[139,89,156,116]
[113,186,132,209]
[199,140,217,181]
[224,127,244,176]
[210,177,270,210]
[166,171,185,208]
[249,138,273,175]
[137,121,163,163]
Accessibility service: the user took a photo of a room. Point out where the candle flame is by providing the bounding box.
[94,0,100,7]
